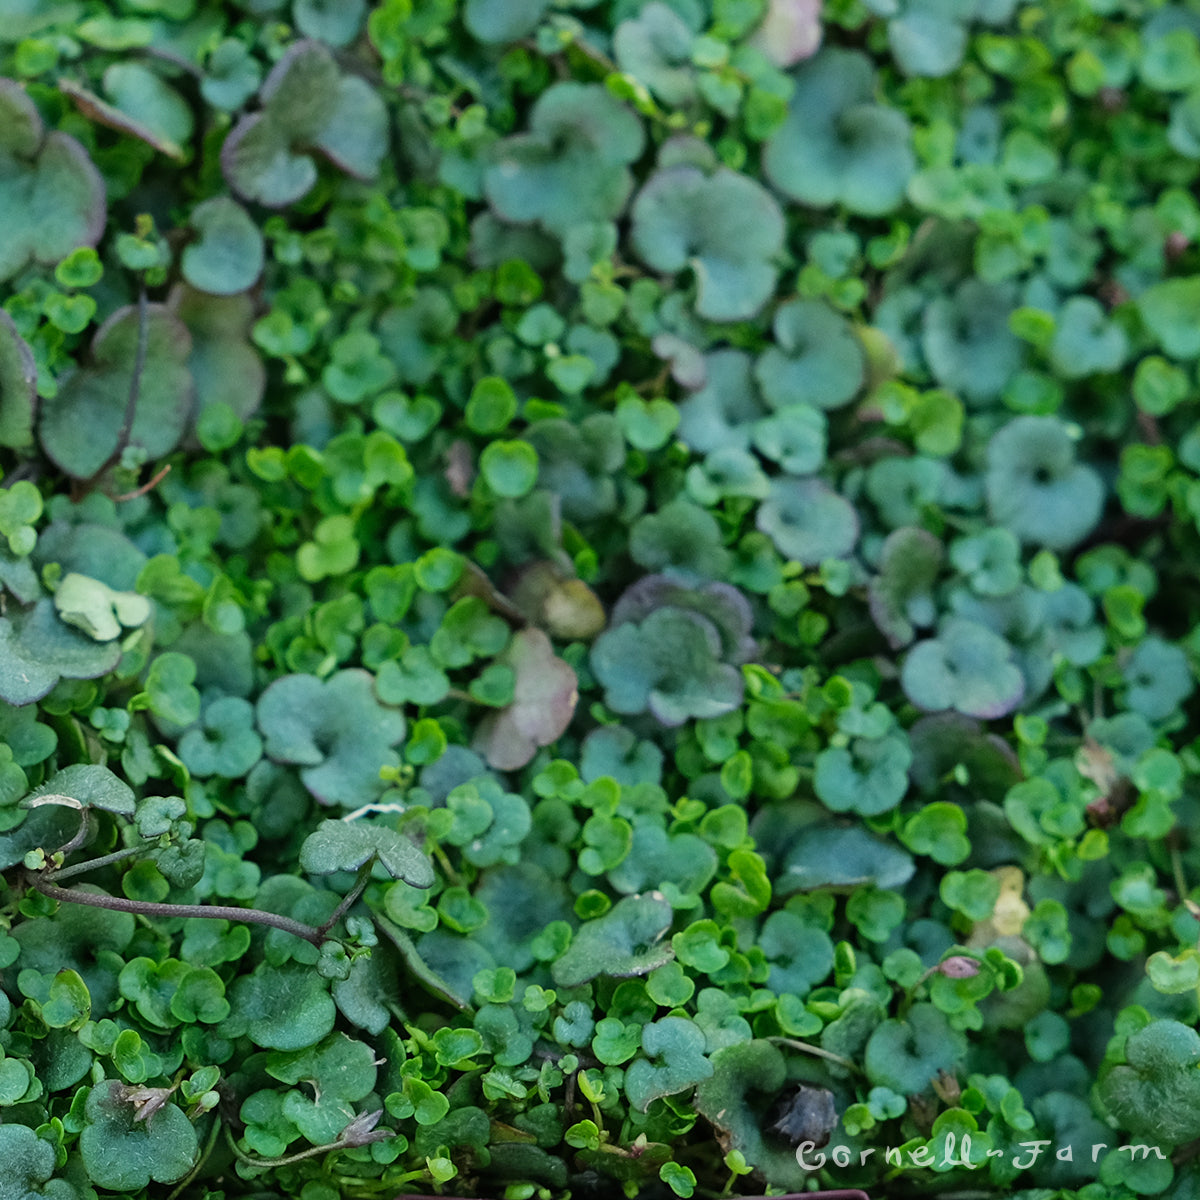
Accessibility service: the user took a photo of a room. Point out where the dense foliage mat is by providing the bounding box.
[3,1,1200,1198]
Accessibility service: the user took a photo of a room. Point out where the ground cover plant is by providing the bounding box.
[4,0,1200,1198]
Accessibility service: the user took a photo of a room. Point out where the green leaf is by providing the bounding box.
[756,477,859,564]
[223,961,337,1051]
[182,196,265,296]
[464,0,549,43]
[1099,1020,1200,1144]
[764,47,915,215]
[31,763,134,815]
[294,0,366,46]
[0,598,121,704]
[268,1031,378,1143]
[864,1002,967,1094]
[756,300,865,411]
[39,303,194,480]
[625,1016,713,1111]
[985,415,1104,549]
[631,166,784,322]
[552,894,674,987]
[484,82,644,235]
[222,40,388,205]
[901,618,1025,719]
[257,669,405,807]
[814,733,912,816]
[299,817,434,887]
[79,1078,198,1190]
[900,801,971,865]
[1138,275,1200,359]
[0,1123,75,1200]
[480,439,539,498]
[0,80,105,282]
[778,821,915,892]
[759,910,835,996]
[40,968,91,1030]
[694,1040,808,1190]
[144,651,201,727]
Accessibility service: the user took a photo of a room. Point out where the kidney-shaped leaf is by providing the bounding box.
[624,1016,713,1112]
[1098,1019,1200,1145]
[0,1123,74,1200]
[222,40,388,206]
[39,303,193,481]
[901,617,1025,719]
[300,818,434,888]
[814,733,913,816]
[590,607,745,727]
[631,165,784,322]
[182,196,265,296]
[79,1079,198,1191]
[223,961,336,1051]
[257,669,406,807]
[0,79,105,283]
[170,286,266,424]
[0,597,121,706]
[864,1002,966,1094]
[755,299,865,410]
[756,477,859,564]
[485,82,644,235]
[551,893,674,987]
[985,416,1104,549]
[764,47,915,215]
[694,1040,808,1190]
[869,526,943,649]
[1138,276,1200,359]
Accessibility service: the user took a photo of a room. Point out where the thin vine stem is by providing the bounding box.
[314,860,373,939]
[765,1036,864,1076]
[43,844,144,883]
[29,876,331,947]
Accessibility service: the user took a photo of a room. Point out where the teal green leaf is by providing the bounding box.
[630,166,784,322]
[0,80,105,282]
[0,598,122,706]
[294,0,365,46]
[814,734,912,816]
[756,477,859,564]
[484,82,644,235]
[985,416,1104,549]
[1098,1020,1200,1144]
[552,894,674,987]
[624,1016,713,1111]
[464,0,548,43]
[1138,275,1200,359]
[39,303,194,481]
[256,669,405,807]
[764,47,915,215]
[0,1122,76,1197]
[299,817,434,887]
[756,300,865,410]
[182,196,265,296]
[901,618,1025,718]
[224,961,336,1051]
[79,1078,198,1190]
[221,40,387,205]
[864,1002,967,1094]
